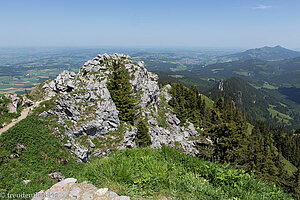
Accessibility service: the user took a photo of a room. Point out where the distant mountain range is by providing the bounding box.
[145,45,300,129]
[201,56,300,88]
[204,77,300,128]
[220,45,300,61]
[205,77,271,121]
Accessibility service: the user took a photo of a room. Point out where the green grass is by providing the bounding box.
[281,156,298,177]
[280,102,287,108]
[168,75,184,78]
[0,115,84,199]
[78,147,292,200]
[157,108,168,128]
[247,123,254,135]
[268,105,292,124]
[0,113,293,200]
[211,68,224,72]
[170,64,187,72]
[262,82,278,90]
[233,70,250,76]
[200,94,214,108]
[27,81,47,101]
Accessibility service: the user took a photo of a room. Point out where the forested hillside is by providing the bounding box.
[167,82,300,198]
[220,45,300,61]
[204,77,300,129]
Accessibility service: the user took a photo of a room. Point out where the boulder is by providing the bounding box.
[22,96,33,106]
[5,94,22,113]
[48,172,65,181]
[39,111,49,118]
[32,178,130,200]
[22,180,31,184]
[71,142,89,162]
[16,143,27,150]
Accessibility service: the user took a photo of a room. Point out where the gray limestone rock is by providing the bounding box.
[22,96,33,106]
[39,53,207,161]
[161,84,172,103]
[32,178,77,200]
[39,111,49,118]
[54,70,76,92]
[5,94,22,113]
[22,180,31,184]
[16,143,27,150]
[71,143,89,162]
[119,126,138,149]
[48,172,65,181]
[108,191,118,198]
[32,179,130,200]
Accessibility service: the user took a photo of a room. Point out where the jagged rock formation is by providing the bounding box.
[4,94,22,113]
[32,178,130,200]
[119,84,211,155]
[40,53,208,162]
[218,80,224,91]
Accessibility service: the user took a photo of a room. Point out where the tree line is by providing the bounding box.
[168,83,300,198]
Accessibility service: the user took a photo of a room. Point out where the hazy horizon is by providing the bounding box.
[1,45,300,52]
[1,0,300,49]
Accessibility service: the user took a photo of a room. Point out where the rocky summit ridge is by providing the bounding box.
[39,53,209,162]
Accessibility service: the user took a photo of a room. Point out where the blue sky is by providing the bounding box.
[0,0,300,49]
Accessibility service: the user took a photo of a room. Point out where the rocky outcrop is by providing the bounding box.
[41,53,160,162]
[32,178,130,200]
[127,61,159,109]
[22,96,33,106]
[218,79,224,91]
[160,84,172,103]
[120,112,205,156]
[42,70,76,96]
[39,53,209,161]
[119,84,211,156]
[5,94,22,113]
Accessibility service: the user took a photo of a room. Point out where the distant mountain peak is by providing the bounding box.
[224,45,300,61]
[262,45,285,49]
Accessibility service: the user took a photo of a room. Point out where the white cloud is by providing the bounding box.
[252,5,272,9]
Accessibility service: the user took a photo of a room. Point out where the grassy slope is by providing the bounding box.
[0,101,84,198]
[0,98,293,200]
[78,147,292,200]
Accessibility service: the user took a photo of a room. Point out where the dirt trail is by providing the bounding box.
[0,98,50,135]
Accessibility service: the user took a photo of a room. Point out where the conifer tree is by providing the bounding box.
[107,61,136,124]
[135,119,151,146]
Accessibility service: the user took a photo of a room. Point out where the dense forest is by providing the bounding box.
[167,82,300,198]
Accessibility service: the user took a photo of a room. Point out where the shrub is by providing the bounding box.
[135,120,151,146]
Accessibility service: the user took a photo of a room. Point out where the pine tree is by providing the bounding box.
[214,98,224,111]
[135,119,151,146]
[107,61,136,124]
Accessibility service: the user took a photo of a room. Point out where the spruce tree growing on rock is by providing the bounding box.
[135,119,151,146]
[107,61,136,124]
